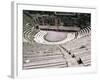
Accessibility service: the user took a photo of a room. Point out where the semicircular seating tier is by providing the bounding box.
[33,26,91,45]
[23,25,91,45]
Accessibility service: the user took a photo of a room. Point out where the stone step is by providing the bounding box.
[23,62,67,69]
[24,58,66,67]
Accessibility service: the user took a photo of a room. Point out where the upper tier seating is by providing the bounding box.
[75,26,91,39]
